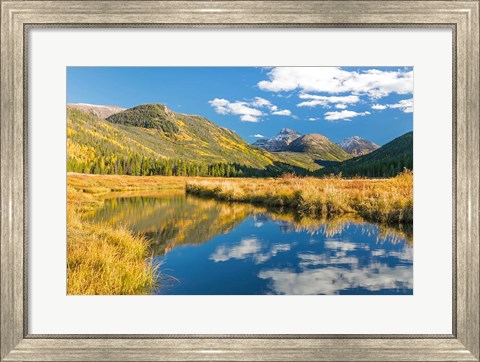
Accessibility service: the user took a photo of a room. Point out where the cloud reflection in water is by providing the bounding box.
[210,237,291,264]
[258,231,412,295]
[209,219,413,295]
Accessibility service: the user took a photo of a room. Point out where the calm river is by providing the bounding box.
[90,191,413,295]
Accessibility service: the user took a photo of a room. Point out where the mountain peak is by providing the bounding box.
[130,103,172,114]
[279,128,298,134]
[106,103,180,134]
[287,133,352,162]
[337,136,380,157]
[253,128,302,152]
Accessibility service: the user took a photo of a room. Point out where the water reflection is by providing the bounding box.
[94,190,254,256]
[90,191,413,295]
[258,236,413,295]
[258,265,413,295]
[210,237,292,264]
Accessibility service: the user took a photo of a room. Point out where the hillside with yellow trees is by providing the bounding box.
[67,105,322,177]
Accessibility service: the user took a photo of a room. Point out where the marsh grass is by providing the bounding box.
[67,207,158,295]
[68,173,187,194]
[186,171,413,224]
[66,174,182,295]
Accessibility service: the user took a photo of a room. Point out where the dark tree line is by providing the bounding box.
[334,157,413,178]
[68,151,412,179]
[67,154,309,178]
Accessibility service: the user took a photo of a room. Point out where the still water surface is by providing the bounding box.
[91,191,413,295]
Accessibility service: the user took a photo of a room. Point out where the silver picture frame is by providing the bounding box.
[1,1,478,361]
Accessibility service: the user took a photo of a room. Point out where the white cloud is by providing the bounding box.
[371,98,413,113]
[253,97,291,116]
[209,98,263,122]
[258,67,413,99]
[252,97,273,108]
[251,134,265,138]
[258,67,351,93]
[209,97,293,122]
[272,109,292,116]
[372,104,387,110]
[324,110,371,121]
[297,94,360,108]
[240,114,261,122]
[387,98,413,113]
[308,117,320,121]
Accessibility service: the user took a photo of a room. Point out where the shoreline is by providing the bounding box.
[185,172,413,224]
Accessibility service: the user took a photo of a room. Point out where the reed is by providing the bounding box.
[68,173,186,194]
[67,175,163,295]
[67,206,158,295]
[186,171,413,224]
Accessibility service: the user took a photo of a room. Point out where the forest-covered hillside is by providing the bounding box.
[67,104,413,178]
[319,132,413,177]
[67,106,319,177]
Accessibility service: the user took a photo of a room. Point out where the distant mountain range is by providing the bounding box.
[67,102,412,178]
[253,129,352,163]
[254,130,379,160]
[337,136,380,156]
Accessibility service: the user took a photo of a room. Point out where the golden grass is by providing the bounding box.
[66,173,183,295]
[68,173,186,194]
[67,206,158,295]
[186,171,413,224]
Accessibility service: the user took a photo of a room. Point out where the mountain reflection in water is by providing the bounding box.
[90,191,413,295]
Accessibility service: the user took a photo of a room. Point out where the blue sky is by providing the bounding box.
[67,67,413,146]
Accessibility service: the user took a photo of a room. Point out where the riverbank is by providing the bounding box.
[67,174,185,295]
[186,171,413,224]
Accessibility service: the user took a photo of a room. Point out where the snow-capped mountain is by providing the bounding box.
[337,136,380,156]
[253,128,302,152]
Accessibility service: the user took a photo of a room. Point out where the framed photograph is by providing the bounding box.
[1,1,478,361]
